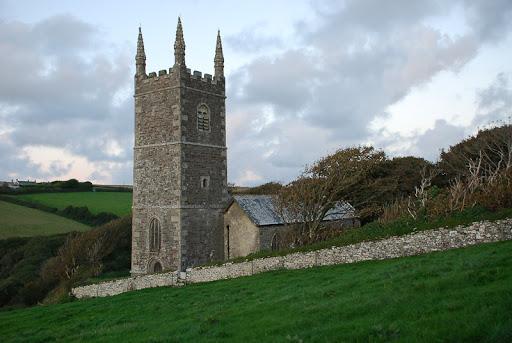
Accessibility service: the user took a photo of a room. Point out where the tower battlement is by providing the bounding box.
[135,18,225,91]
[138,68,225,90]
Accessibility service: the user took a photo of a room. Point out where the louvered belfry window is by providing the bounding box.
[197,104,210,131]
[149,218,161,252]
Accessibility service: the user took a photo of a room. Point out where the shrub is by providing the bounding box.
[0,235,67,308]
[0,216,131,309]
[60,206,118,226]
[40,216,132,293]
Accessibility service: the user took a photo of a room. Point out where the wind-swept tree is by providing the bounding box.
[276,146,386,244]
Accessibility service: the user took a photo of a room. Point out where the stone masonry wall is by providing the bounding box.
[224,202,260,259]
[72,218,512,299]
[132,64,228,274]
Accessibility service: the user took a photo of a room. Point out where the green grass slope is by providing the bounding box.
[14,192,132,217]
[1,240,511,342]
[0,201,90,239]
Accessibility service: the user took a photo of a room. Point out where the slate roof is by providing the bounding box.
[232,194,356,227]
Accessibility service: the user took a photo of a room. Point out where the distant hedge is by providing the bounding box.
[0,196,118,227]
[0,179,93,195]
[92,186,132,193]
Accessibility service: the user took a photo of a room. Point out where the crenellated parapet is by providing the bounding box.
[134,18,225,96]
[135,67,225,97]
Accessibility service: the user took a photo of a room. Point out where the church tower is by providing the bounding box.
[131,19,228,274]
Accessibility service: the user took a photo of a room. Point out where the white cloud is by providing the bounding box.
[0,14,133,182]
[1,1,512,187]
[20,145,130,184]
[237,170,263,185]
[223,0,512,185]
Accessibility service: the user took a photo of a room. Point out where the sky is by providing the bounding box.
[0,0,511,186]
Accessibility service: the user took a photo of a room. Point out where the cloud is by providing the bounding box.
[474,72,512,124]
[464,0,512,42]
[226,0,509,184]
[409,120,467,161]
[373,72,512,162]
[0,15,133,183]
[1,1,512,186]
[225,24,283,53]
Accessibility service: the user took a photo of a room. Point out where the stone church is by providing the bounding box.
[131,18,359,275]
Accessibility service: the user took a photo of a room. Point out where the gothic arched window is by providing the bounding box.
[197,104,210,131]
[149,218,161,252]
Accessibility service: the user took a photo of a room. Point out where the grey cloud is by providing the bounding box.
[377,73,512,163]
[302,0,444,47]
[226,0,512,185]
[0,138,53,180]
[473,72,512,126]
[411,120,467,161]
[225,24,282,53]
[34,15,98,54]
[0,15,133,182]
[232,50,317,113]
[464,0,512,42]
[2,2,511,185]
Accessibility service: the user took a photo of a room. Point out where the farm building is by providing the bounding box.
[224,195,360,259]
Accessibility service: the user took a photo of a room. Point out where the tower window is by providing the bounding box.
[197,104,210,131]
[149,218,161,252]
[200,176,210,189]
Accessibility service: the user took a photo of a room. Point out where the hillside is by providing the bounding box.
[14,192,132,217]
[1,240,511,342]
[0,201,90,239]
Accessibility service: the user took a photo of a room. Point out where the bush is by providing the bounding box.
[439,124,512,184]
[41,216,132,292]
[0,235,67,308]
[19,281,48,306]
[0,216,132,309]
[60,206,118,226]
[380,167,512,224]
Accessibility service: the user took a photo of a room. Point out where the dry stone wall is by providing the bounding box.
[72,272,179,299]
[72,218,512,299]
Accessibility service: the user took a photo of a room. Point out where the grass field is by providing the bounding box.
[1,240,511,342]
[0,201,90,239]
[14,192,132,216]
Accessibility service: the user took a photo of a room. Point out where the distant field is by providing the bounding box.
[0,201,90,239]
[15,192,132,216]
[1,240,511,342]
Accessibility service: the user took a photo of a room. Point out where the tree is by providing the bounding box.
[350,156,433,222]
[234,181,283,195]
[439,123,512,184]
[276,146,386,244]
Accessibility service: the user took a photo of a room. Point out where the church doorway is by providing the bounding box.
[152,261,162,273]
[271,233,280,251]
